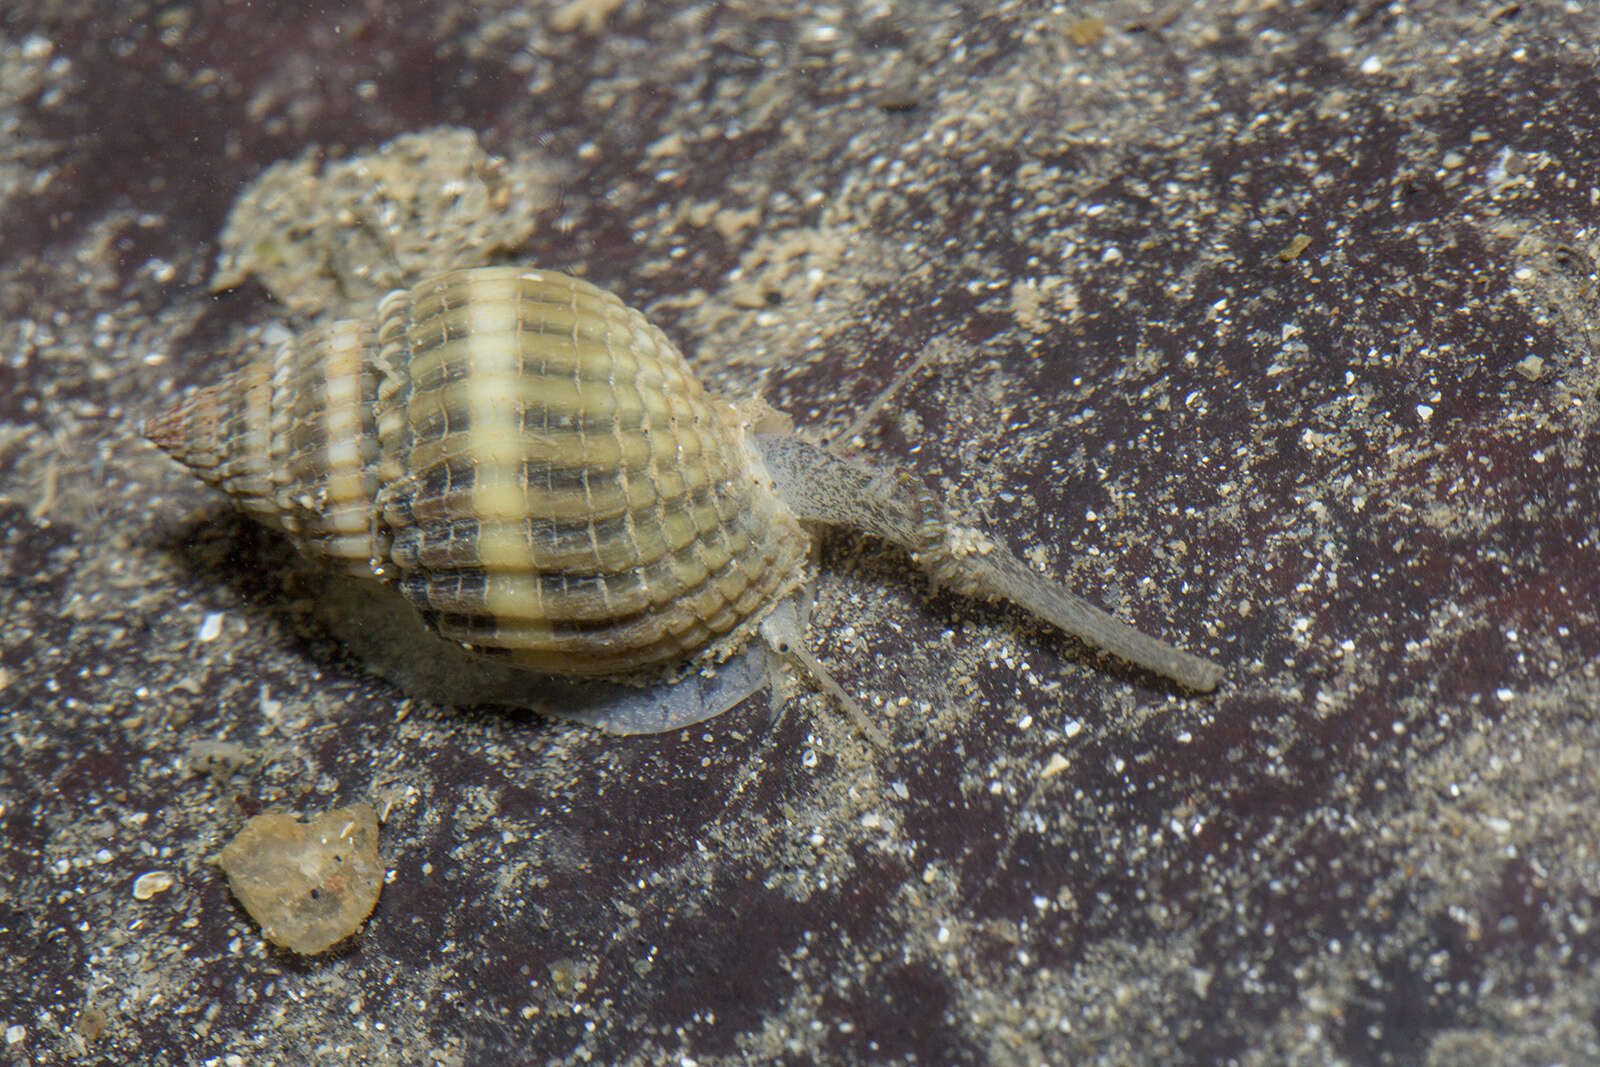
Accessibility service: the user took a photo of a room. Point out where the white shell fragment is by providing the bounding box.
[196,611,224,642]
[131,870,176,900]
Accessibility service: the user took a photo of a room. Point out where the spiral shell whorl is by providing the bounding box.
[373,267,812,675]
[152,266,812,679]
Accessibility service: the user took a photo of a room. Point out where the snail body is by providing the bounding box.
[147,266,1222,735]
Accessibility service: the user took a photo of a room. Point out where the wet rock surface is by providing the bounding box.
[2,1,1598,1064]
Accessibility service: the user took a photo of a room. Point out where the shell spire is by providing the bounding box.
[143,381,232,473]
[147,318,387,575]
[144,358,286,534]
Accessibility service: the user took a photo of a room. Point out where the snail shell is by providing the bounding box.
[146,266,812,679]
[148,265,1223,733]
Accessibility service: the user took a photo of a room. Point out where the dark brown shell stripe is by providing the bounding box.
[368,267,811,676]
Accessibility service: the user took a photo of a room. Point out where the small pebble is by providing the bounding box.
[197,612,224,642]
[218,803,383,954]
[1066,16,1105,46]
[1278,233,1313,261]
[73,1006,107,1043]
[1514,355,1545,381]
[187,739,253,778]
[132,870,176,900]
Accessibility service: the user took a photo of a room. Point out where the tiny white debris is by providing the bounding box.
[1496,688,1515,702]
[133,870,176,900]
[198,612,225,642]
[261,321,295,346]
[1359,54,1382,75]
[1040,753,1070,779]
[1416,403,1434,421]
[1063,719,1083,739]
[1514,355,1545,381]
[4,1025,23,1045]
[860,812,883,830]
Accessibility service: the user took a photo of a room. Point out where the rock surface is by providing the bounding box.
[2,1,1599,1064]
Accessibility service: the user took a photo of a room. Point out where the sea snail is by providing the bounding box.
[145,266,1223,737]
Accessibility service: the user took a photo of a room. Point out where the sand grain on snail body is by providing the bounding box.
[145,266,1223,736]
